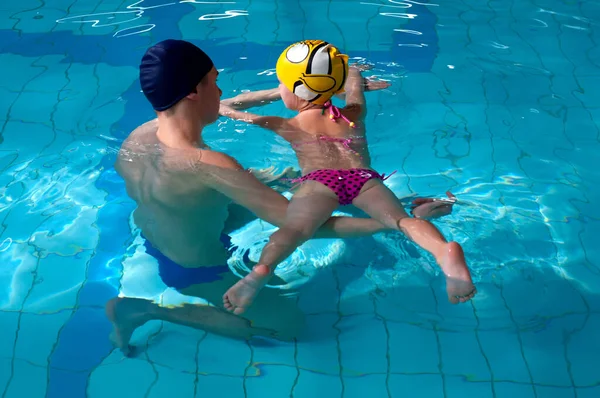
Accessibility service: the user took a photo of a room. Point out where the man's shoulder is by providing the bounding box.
[121,119,158,147]
[198,149,244,171]
[138,118,159,131]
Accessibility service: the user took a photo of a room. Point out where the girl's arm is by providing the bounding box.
[220,88,280,110]
[219,104,297,142]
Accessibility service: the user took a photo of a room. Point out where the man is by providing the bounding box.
[106,39,395,356]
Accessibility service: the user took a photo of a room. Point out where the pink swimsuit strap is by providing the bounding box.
[322,100,356,127]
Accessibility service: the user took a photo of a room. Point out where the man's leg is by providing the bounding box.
[106,272,306,356]
[186,273,307,341]
[106,295,278,357]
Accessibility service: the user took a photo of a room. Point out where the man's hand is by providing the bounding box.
[410,191,457,220]
[249,166,300,193]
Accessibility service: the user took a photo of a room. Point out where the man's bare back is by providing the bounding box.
[116,119,231,267]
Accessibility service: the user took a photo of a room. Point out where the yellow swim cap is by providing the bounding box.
[276,40,349,105]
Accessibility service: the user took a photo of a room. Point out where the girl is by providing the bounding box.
[219,40,476,314]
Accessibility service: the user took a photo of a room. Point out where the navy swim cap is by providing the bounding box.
[140,39,214,111]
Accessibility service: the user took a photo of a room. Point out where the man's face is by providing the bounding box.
[195,67,222,123]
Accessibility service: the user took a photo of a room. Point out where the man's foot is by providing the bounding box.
[223,264,272,315]
[440,242,476,304]
[105,297,152,357]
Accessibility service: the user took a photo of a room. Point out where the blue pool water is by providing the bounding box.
[1,0,599,397]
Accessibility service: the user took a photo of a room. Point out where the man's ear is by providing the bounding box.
[185,87,199,100]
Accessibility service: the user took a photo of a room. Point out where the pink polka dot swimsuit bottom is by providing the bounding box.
[290,168,396,205]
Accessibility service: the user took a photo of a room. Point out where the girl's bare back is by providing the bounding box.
[287,105,372,173]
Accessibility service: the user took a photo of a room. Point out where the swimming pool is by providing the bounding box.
[1,0,599,396]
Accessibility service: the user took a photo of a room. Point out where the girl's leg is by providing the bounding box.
[223,181,339,314]
[352,179,476,303]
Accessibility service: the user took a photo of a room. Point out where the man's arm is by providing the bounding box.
[199,151,389,237]
[199,150,289,227]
